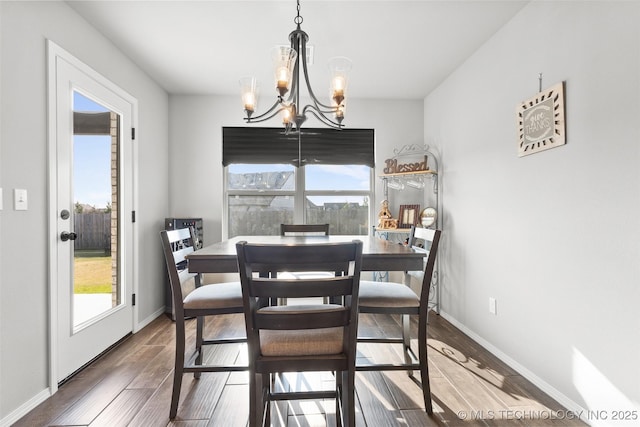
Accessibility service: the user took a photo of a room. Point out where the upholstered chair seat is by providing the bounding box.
[258,304,345,356]
[183,282,243,310]
[359,280,420,309]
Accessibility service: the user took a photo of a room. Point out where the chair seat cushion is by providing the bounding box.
[183,282,243,309]
[358,280,420,308]
[258,305,344,356]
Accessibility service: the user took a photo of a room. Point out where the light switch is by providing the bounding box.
[0,188,3,210]
[14,188,28,211]
[489,297,497,315]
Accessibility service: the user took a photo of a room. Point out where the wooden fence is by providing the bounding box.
[74,212,111,252]
[228,205,369,237]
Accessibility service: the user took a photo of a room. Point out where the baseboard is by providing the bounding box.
[134,306,166,333]
[1,308,165,426]
[0,388,51,427]
[438,310,590,426]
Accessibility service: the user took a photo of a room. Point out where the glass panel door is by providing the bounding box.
[50,43,134,382]
[72,92,121,329]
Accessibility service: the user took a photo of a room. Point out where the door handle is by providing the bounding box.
[60,231,78,242]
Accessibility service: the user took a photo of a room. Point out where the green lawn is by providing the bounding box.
[74,256,112,294]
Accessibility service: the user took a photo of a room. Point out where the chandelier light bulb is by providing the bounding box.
[244,92,256,111]
[282,107,292,124]
[276,67,290,92]
[272,46,297,97]
[239,77,258,117]
[332,76,346,104]
[329,56,352,106]
[333,76,346,91]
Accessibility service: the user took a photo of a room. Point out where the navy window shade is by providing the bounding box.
[222,127,374,167]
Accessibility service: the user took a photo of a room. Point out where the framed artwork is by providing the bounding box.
[516,81,565,157]
[398,204,420,228]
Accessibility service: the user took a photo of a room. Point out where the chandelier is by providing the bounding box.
[239,0,352,133]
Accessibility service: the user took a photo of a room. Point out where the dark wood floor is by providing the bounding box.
[14,311,586,427]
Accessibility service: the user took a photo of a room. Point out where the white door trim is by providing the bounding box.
[46,40,139,392]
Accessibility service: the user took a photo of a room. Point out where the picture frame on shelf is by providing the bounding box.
[398,204,420,228]
[420,207,437,228]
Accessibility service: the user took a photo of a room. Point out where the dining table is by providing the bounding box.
[186,234,425,274]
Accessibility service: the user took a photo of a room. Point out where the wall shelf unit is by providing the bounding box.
[374,143,442,313]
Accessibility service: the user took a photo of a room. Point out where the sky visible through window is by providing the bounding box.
[73,92,111,209]
[230,163,371,206]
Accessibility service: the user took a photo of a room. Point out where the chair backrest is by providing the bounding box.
[235,240,363,356]
[280,223,330,236]
[160,227,200,318]
[407,226,442,308]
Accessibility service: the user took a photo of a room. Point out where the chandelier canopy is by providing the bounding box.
[240,0,352,132]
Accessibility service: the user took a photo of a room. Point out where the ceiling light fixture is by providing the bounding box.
[240,0,352,133]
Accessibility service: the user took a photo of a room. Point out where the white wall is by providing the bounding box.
[0,1,169,422]
[168,95,425,244]
[425,1,640,423]
[7,0,638,424]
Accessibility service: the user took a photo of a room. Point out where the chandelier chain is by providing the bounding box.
[294,0,303,25]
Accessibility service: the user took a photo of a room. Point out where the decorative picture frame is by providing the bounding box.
[516,81,566,157]
[420,207,437,228]
[398,204,420,228]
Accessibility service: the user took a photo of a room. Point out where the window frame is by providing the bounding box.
[223,164,374,239]
[222,127,375,238]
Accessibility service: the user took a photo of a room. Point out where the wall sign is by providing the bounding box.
[516,82,566,157]
[383,155,429,174]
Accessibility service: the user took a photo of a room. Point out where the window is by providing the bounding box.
[224,127,374,237]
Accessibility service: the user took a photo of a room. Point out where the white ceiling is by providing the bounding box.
[67,0,528,100]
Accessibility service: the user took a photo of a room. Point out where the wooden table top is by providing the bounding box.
[187,235,424,273]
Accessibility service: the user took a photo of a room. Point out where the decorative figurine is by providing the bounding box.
[377,200,398,229]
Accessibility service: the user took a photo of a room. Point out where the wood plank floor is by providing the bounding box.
[14,312,586,427]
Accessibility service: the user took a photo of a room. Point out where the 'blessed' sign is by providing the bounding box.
[383,155,429,174]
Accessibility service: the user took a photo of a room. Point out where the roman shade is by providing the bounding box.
[222,127,374,167]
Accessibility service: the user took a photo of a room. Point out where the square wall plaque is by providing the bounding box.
[516,82,566,157]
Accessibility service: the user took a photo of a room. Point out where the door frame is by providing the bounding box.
[46,40,139,392]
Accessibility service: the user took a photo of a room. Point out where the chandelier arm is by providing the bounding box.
[286,73,298,104]
[302,104,343,127]
[299,35,336,110]
[304,108,344,129]
[245,108,287,124]
[302,103,340,115]
[246,98,286,122]
[288,27,303,107]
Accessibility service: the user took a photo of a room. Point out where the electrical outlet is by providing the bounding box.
[489,297,497,315]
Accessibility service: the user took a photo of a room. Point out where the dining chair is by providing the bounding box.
[236,239,363,427]
[280,223,332,304]
[160,228,247,420]
[356,226,441,415]
[280,223,330,236]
